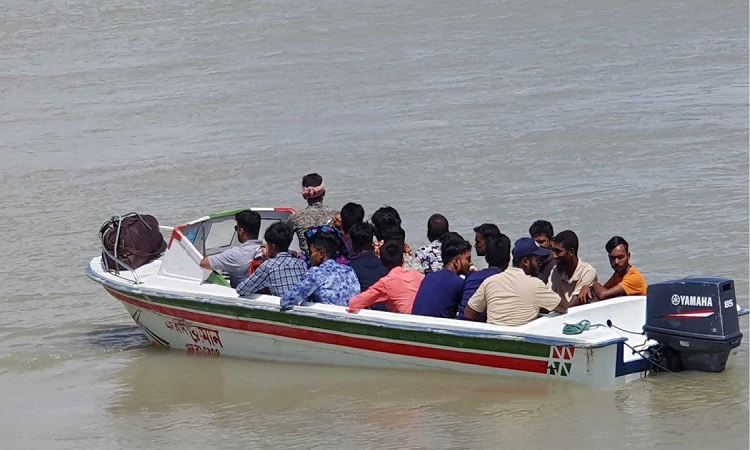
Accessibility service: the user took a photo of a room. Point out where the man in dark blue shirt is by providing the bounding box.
[348,222,388,292]
[458,233,511,320]
[412,233,473,318]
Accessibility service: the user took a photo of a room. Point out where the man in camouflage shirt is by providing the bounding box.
[288,173,337,255]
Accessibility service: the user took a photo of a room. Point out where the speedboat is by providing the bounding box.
[86,208,745,390]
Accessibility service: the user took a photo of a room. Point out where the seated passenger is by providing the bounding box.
[236,222,307,297]
[411,233,473,318]
[348,241,425,314]
[579,236,648,301]
[548,230,598,306]
[473,223,501,258]
[348,222,388,292]
[464,238,572,326]
[199,210,263,288]
[458,233,511,320]
[529,220,557,284]
[371,206,423,273]
[415,214,450,273]
[288,173,337,255]
[338,202,365,256]
[280,230,360,309]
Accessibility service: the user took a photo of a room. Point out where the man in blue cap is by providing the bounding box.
[464,238,572,327]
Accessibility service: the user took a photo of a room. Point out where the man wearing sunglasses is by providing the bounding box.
[199,210,263,288]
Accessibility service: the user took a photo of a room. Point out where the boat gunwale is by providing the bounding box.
[86,259,630,350]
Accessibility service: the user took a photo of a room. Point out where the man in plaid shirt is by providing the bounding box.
[236,222,307,297]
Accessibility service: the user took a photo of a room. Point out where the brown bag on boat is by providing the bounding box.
[100,213,167,271]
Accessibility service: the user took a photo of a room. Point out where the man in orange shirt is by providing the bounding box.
[347,241,425,314]
[580,236,647,302]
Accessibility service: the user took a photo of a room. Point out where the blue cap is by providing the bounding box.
[512,237,551,258]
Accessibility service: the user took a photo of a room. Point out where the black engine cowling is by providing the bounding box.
[644,277,742,372]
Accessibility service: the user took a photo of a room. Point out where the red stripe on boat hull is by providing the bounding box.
[107,289,549,375]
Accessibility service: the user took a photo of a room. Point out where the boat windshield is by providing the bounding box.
[178,210,299,257]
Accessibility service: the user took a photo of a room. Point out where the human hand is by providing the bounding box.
[373,240,384,257]
[578,285,593,304]
[331,214,342,229]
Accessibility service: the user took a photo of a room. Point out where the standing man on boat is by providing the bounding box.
[578,236,648,302]
[199,210,263,288]
[236,222,308,297]
[547,230,598,306]
[464,238,571,326]
[415,214,450,273]
[288,173,337,256]
[411,233,473,318]
[529,220,557,284]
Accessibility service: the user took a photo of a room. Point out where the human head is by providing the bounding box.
[529,220,554,249]
[511,237,551,277]
[484,233,511,270]
[426,214,450,242]
[264,221,294,258]
[306,231,340,266]
[371,206,402,234]
[377,225,406,244]
[440,233,472,275]
[301,173,326,204]
[551,230,579,272]
[473,223,501,256]
[340,202,365,234]
[235,210,261,242]
[379,240,405,270]
[605,236,631,276]
[349,222,376,254]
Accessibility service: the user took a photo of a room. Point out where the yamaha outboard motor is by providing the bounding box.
[644,277,742,372]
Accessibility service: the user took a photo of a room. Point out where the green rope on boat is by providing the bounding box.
[562,320,608,335]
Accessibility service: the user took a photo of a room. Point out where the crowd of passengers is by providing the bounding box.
[201,173,648,328]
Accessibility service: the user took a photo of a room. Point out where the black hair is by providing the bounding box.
[235,210,261,239]
[307,231,340,260]
[379,240,405,270]
[529,220,554,239]
[441,234,472,264]
[264,221,294,252]
[605,236,629,254]
[473,223,500,238]
[349,222,376,253]
[484,233,511,269]
[427,214,450,242]
[371,206,402,231]
[553,230,579,254]
[512,254,526,267]
[301,173,323,187]
[340,202,365,234]
[377,225,406,244]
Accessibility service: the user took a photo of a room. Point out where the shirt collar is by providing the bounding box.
[560,260,585,283]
